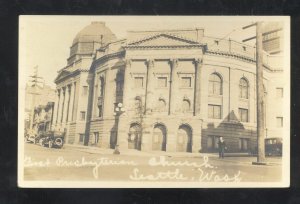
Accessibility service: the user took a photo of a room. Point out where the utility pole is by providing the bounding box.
[243,22,266,164]
[28,66,43,131]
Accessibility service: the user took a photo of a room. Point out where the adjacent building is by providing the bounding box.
[52,21,285,153]
[25,82,56,131]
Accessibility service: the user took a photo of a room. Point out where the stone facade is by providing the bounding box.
[53,22,285,153]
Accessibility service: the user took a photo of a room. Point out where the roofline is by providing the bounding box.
[127,27,204,33]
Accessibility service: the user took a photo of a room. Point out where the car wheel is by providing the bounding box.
[55,138,63,148]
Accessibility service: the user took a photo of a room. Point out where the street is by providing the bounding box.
[23,143,282,183]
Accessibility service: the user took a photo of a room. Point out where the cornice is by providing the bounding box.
[93,51,125,68]
[124,44,205,50]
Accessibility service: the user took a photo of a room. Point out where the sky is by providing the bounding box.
[20,16,284,88]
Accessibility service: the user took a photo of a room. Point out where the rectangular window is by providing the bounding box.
[276,117,283,127]
[181,77,192,88]
[208,105,221,119]
[134,77,144,88]
[157,77,167,87]
[82,86,88,96]
[239,108,249,122]
[276,88,283,98]
[207,136,220,149]
[239,138,249,151]
[80,111,86,121]
[98,105,103,117]
[79,134,85,143]
[94,132,99,144]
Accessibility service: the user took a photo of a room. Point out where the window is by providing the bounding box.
[182,99,191,112]
[99,77,105,97]
[239,78,249,99]
[207,136,220,149]
[98,105,103,117]
[116,71,124,95]
[134,97,142,113]
[243,46,247,51]
[157,98,166,111]
[134,77,144,88]
[80,111,86,121]
[239,138,249,151]
[82,86,88,96]
[208,105,221,119]
[181,77,192,88]
[94,132,99,144]
[209,73,222,95]
[239,108,248,122]
[157,77,167,88]
[79,134,85,143]
[276,88,283,98]
[276,117,283,127]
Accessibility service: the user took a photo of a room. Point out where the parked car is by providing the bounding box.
[38,131,65,148]
[265,137,282,156]
[24,134,36,143]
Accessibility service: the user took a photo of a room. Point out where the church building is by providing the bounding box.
[52,21,285,153]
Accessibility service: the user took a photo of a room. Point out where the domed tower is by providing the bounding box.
[67,21,117,65]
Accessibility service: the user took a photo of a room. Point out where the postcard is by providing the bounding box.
[18,16,290,188]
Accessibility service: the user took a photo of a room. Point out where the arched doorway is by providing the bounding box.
[128,123,142,150]
[152,124,167,151]
[177,125,192,152]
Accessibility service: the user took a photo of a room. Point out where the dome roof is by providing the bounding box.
[72,21,117,45]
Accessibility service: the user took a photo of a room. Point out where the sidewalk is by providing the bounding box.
[63,144,282,165]
[63,144,216,158]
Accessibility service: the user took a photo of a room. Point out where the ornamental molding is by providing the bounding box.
[127,33,200,46]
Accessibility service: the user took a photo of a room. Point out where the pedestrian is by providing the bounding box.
[218,137,226,159]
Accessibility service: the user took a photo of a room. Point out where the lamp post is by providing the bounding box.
[113,102,126,154]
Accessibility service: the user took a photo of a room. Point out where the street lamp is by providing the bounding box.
[113,102,126,154]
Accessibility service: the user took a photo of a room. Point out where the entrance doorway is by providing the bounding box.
[128,123,142,150]
[152,124,167,151]
[177,124,192,152]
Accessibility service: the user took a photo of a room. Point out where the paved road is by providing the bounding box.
[23,143,282,183]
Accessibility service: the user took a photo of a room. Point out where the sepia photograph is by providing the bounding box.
[18,16,290,188]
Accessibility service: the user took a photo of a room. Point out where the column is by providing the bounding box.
[65,84,72,122]
[71,82,77,121]
[54,89,60,125]
[62,86,69,124]
[193,58,202,116]
[103,70,111,118]
[168,59,178,115]
[68,82,75,122]
[57,88,63,125]
[60,87,66,123]
[121,59,131,110]
[117,59,131,150]
[145,59,155,114]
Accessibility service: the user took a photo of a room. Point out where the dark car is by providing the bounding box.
[265,137,282,156]
[38,130,65,148]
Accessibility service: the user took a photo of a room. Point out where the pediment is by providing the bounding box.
[54,69,71,82]
[127,33,201,47]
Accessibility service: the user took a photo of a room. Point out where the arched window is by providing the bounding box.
[209,73,222,95]
[182,99,190,112]
[239,78,249,99]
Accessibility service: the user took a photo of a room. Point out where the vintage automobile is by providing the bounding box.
[265,137,282,156]
[38,131,65,148]
[24,134,36,143]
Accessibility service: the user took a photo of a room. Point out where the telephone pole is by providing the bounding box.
[243,22,266,164]
[28,66,43,131]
